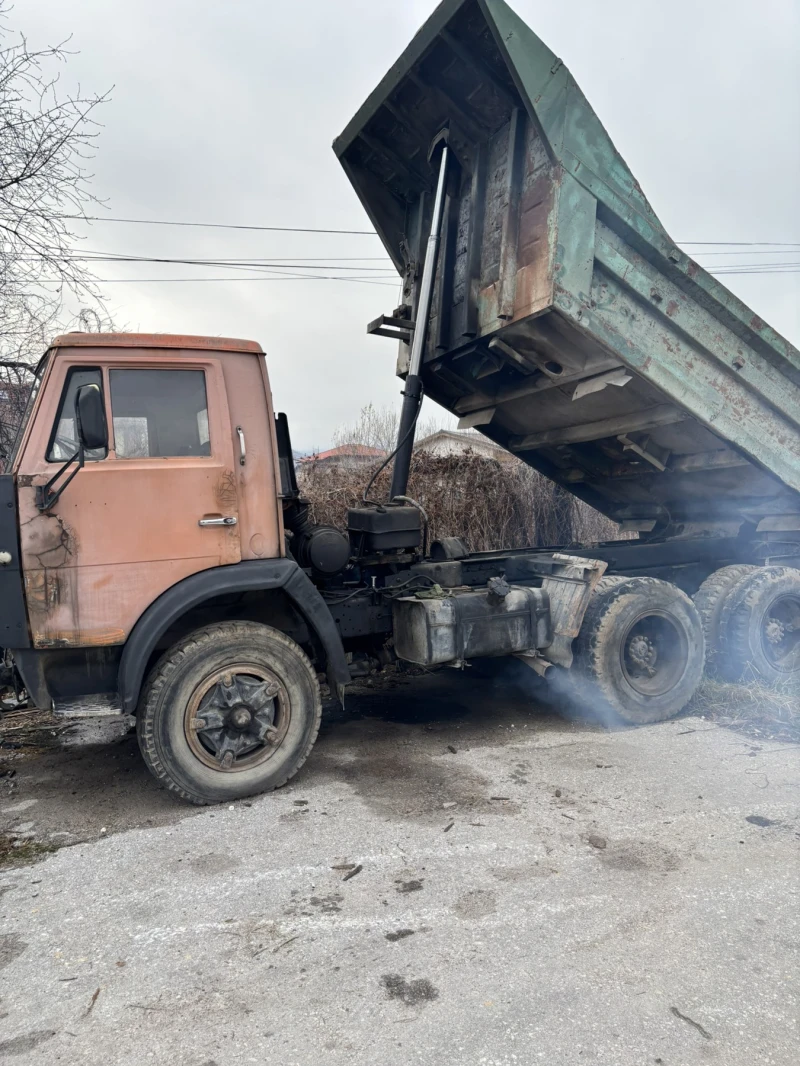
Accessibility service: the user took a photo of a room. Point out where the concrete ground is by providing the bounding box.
[0,668,798,1065]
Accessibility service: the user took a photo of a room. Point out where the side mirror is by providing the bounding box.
[75,383,108,452]
[37,381,109,511]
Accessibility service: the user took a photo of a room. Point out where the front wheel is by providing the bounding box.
[137,621,322,805]
[570,577,705,725]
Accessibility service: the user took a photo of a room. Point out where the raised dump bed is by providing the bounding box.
[335,0,800,541]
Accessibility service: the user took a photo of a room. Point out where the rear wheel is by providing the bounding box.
[717,566,800,684]
[137,621,322,805]
[693,565,758,676]
[571,577,705,725]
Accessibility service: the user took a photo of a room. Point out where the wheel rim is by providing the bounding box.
[184,664,290,773]
[620,610,689,697]
[760,594,800,673]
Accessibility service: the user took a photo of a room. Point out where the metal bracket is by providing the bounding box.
[367,314,416,341]
[617,434,671,472]
[35,447,85,512]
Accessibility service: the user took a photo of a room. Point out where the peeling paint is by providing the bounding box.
[20,512,75,570]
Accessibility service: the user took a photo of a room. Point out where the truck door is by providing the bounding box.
[16,354,242,648]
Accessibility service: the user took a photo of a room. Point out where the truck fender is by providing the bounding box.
[118,558,350,713]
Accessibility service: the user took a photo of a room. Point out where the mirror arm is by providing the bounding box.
[35,444,85,512]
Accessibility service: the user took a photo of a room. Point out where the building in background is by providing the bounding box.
[297,443,386,472]
[413,429,511,462]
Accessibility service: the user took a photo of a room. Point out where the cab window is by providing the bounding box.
[110,369,210,459]
[46,367,107,462]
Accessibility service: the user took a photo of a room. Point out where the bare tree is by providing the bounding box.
[0,1,110,461]
[332,402,452,455]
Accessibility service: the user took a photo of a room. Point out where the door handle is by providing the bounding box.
[236,426,246,466]
[199,516,238,528]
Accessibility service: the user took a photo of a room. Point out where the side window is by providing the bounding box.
[47,367,107,462]
[109,369,210,459]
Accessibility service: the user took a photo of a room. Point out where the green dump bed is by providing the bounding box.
[334,0,800,538]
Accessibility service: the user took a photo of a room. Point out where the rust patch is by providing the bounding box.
[750,315,764,331]
[24,570,59,615]
[20,512,80,642]
[35,628,125,649]
[20,513,75,569]
[214,470,237,510]
[516,175,552,268]
[666,300,679,318]
[687,261,698,278]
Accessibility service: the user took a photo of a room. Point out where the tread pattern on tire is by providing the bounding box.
[571,576,704,725]
[575,576,665,686]
[719,566,800,684]
[693,565,758,674]
[137,621,322,805]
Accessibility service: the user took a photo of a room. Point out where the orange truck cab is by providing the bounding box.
[2,334,357,801]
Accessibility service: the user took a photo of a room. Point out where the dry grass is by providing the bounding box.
[0,707,69,766]
[299,451,623,552]
[0,834,58,869]
[689,677,800,743]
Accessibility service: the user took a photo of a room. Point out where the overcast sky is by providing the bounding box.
[22,0,800,451]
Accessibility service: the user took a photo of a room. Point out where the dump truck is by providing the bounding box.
[1,0,798,804]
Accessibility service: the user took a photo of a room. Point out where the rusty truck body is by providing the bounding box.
[1,0,798,804]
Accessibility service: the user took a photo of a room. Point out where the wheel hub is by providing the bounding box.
[759,593,800,672]
[765,618,786,646]
[619,610,688,698]
[627,634,657,674]
[186,670,283,771]
[230,706,253,729]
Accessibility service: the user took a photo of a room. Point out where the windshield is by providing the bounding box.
[1,354,48,470]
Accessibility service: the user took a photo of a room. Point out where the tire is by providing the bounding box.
[570,576,705,725]
[716,566,800,684]
[693,565,758,676]
[137,621,322,805]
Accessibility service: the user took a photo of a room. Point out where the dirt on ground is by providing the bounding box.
[0,666,574,865]
[0,664,796,869]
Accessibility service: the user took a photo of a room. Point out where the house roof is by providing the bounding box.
[414,429,506,452]
[298,444,386,463]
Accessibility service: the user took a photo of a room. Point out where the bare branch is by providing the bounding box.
[0,0,111,458]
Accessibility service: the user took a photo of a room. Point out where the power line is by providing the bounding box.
[72,215,378,235]
[27,251,393,263]
[70,216,799,246]
[69,275,400,287]
[679,241,800,247]
[57,269,799,284]
[76,256,396,273]
[690,249,800,257]
[42,248,800,276]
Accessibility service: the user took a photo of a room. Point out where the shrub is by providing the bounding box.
[298,450,622,551]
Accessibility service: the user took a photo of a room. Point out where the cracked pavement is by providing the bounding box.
[1,669,798,1065]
